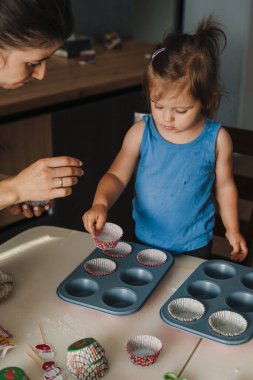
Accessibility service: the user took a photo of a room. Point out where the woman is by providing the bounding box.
[0,0,84,218]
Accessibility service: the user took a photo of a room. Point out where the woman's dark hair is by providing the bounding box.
[0,0,73,49]
[144,16,227,118]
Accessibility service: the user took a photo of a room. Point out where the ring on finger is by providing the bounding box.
[58,177,63,188]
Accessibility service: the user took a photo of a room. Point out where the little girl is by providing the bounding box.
[83,17,247,262]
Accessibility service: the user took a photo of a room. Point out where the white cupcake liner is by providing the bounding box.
[168,298,205,322]
[103,242,132,258]
[0,284,14,301]
[26,200,49,207]
[94,223,123,250]
[125,334,162,366]
[84,258,116,277]
[136,249,167,267]
[209,310,248,337]
[0,271,14,302]
[0,271,14,286]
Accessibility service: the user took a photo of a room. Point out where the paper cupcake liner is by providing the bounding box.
[168,298,205,322]
[84,258,116,277]
[102,242,132,258]
[67,357,109,376]
[125,335,162,366]
[67,338,108,379]
[0,271,14,302]
[136,249,167,267]
[26,200,49,207]
[0,271,14,286]
[209,310,248,337]
[0,284,14,302]
[94,223,123,250]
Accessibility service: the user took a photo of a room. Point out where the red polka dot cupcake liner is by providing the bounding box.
[93,223,123,250]
[125,334,162,366]
[102,242,132,258]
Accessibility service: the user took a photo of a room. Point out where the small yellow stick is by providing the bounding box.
[25,348,43,368]
[38,324,45,343]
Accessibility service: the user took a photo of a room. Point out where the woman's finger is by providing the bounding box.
[21,204,34,218]
[52,166,84,179]
[33,206,45,217]
[54,176,78,189]
[42,156,83,168]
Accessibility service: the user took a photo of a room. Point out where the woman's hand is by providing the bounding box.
[226,231,248,262]
[83,204,107,236]
[10,156,84,204]
[8,202,51,218]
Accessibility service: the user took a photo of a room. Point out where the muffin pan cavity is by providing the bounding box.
[160,260,253,345]
[57,241,174,315]
[204,261,236,279]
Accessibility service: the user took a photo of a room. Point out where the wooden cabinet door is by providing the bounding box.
[0,114,52,227]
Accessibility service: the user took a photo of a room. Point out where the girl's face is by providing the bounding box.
[0,43,60,89]
[150,82,205,142]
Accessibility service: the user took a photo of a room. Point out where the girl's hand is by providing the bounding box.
[83,204,107,236]
[225,231,248,262]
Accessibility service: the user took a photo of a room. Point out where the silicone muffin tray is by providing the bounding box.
[57,241,174,315]
[160,260,253,345]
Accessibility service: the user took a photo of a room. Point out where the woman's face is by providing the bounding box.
[0,43,60,89]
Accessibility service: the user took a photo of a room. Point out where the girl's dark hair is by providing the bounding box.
[144,16,227,118]
[0,0,73,49]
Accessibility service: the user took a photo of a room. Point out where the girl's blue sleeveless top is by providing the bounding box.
[132,115,222,253]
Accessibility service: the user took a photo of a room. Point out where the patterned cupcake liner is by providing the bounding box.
[0,271,14,302]
[0,271,14,286]
[208,310,248,337]
[125,335,162,366]
[102,242,132,258]
[26,200,49,207]
[67,338,109,380]
[136,249,167,267]
[94,223,123,250]
[168,298,205,322]
[84,258,116,277]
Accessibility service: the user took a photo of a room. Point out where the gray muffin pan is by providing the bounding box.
[160,260,253,345]
[57,241,174,315]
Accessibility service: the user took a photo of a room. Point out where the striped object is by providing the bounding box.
[67,338,109,380]
[0,270,14,302]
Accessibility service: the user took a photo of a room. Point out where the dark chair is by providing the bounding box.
[212,126,253,266]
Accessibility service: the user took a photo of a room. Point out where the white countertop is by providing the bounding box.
[0,226,252,380]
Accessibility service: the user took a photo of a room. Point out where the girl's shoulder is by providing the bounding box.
[125,120,145,141]
[216,126,233,156]
[217,126,232,144]
[121,120,145,153]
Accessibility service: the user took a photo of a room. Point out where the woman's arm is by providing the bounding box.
[215,127,248,262]
[83,121,144,234]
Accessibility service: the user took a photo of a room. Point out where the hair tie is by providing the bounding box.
[152,47,166,60]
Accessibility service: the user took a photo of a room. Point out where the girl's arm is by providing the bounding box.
[83,121,144,235]
[215,127,248,262]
